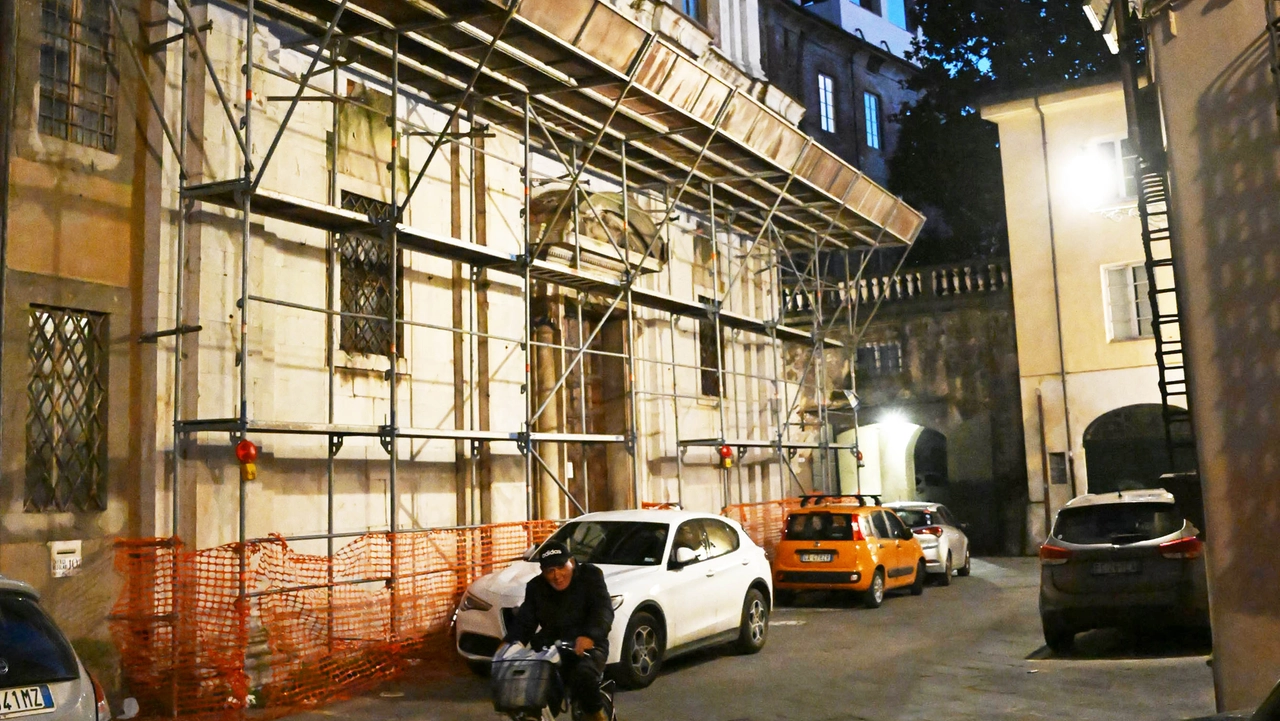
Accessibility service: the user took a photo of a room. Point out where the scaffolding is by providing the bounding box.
[130,0,920,528]
[111,0,921,709]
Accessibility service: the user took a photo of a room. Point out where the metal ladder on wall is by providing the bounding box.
[1267,0,1280,117]
[1136,163,1198,471]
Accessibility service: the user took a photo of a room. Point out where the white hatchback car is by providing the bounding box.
[454,509,773,688]
[885,502,971,584]
[0,576,111,720]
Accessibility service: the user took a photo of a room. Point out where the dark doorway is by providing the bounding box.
[913,427,948,496]
[1083,404,1193,494]
[565,305,630,512]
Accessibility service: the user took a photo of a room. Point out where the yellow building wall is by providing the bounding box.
[983,82,1163,544]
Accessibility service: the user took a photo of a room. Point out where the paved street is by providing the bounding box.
[296,558,1215,721]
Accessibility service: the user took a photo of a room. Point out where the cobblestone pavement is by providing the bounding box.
[293,557,1215,721]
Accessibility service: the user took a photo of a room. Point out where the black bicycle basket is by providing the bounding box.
[491,654,559,713]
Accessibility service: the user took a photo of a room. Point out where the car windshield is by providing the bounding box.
[0,592,80,686]
[784,512,857,541]
[894,509,931,528]
[547,521,670,566]
[1053,502,1186,545]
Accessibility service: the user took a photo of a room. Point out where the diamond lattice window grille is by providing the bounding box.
[339,192,402,357]
[26,306,108,513]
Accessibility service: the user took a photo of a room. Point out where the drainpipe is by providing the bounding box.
[0,0,17,445]
[1034,98,1077,497]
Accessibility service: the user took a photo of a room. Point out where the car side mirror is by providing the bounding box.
[900,528,914,541]
[671,546,699,567]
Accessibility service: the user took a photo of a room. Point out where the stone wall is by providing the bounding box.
[786,259,1028,554]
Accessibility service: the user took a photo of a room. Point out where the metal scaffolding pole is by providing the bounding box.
[522,91,534,521]
[237,0,256,705]
[623,140,642,509]
[386,30,401,641]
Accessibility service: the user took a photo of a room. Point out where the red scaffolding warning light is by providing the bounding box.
[236,439,259,480]
[718,444,734,469]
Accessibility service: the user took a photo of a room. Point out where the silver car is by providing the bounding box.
[0,576,111,720]
[885,501,971,584]
[1038,489,1210,653]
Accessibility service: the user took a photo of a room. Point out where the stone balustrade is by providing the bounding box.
[781,259,1011,316]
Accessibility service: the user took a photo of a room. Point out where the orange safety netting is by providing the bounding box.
[722,498,802,559]
[109,521,557,719]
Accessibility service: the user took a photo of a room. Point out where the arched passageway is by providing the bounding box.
[1082,404,1193,494]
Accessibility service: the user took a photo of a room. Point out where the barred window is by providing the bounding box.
[26,306,109,513]
[856,340,902,377]
[39,0,117,152]
[339,192,402,357]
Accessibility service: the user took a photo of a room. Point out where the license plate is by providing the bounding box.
[0,686,55,719]
[799,552,834,563]
[1090,560,1140,575]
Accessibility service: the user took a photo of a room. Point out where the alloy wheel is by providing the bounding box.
[747,597,767,644]
[629,624,659,676]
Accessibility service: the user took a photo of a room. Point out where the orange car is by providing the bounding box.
[771,496,926,608]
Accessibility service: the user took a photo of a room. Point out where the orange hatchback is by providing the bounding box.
[771,496,926,608]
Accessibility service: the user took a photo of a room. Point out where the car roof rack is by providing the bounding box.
[797,493,882,508]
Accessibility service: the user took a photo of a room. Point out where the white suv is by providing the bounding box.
[454,509,773,688]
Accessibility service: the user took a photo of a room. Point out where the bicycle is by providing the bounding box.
[491,640,618,721]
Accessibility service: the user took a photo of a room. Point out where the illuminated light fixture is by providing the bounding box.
[881,410,909,426]
[718,444,734,469]
[1064,145,1117,209]
[236,439,259,481]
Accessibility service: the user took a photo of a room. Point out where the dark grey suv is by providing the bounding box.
[1038,489,1209,653]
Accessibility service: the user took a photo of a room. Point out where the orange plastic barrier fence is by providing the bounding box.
[109,521,558,719]
[722,498,802,559]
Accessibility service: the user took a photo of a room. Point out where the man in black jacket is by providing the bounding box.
[501,540,614,721]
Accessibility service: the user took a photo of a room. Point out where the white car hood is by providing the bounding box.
[469,561,662,607]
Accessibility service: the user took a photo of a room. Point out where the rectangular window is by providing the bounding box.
[681,0,704,23]
[339,192,403,357]
[856,340,902,377]
[857,0,882,15]
[864,92,882,151]
[1048,452,1069,485]
[39,0,116,152]
[1104,262,1153,341]
[818,73,836,134]
[1093,138,1139,201]
[26,306,108,512]
[698,295,723,397]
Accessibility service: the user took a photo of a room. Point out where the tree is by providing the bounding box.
[888,0,1118,265]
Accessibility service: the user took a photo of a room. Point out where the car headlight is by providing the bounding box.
[459,591,492,612]
[610,594,625,610]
